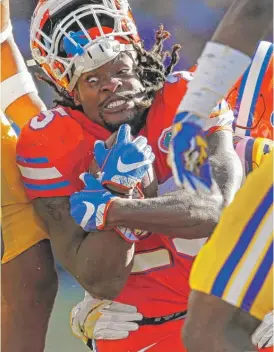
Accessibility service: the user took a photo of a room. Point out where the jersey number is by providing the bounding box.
[30,107,67,130]
[132,238,207,274]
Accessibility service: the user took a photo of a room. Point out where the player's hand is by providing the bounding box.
[70,173,141,242]
[168,113,213,194]
[94,124,155,194]
[252,311,273,349]
[70,293,143,344]
[69,173,116,232]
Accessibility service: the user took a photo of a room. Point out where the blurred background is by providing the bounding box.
[8,0,268,351]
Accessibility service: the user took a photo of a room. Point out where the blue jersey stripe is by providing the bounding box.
[241,241,273,312]
[17,155,49,164]
[233,64,251,132]
[246,44,273,136]
[211,186,273,297]
[11,122,20,136]
[271,112,274,127]
[245,138,254,173]
[24,181,70,191]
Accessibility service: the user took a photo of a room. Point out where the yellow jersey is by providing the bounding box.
[1,115,48,263]
[190,151,273,321]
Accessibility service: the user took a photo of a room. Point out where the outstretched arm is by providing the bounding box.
[207,130,242,206]
[197,0,272,59]
[211,0,273,57]
[0,0,45,125]
[105,130,240,238]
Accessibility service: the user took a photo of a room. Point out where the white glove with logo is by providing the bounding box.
[252,311,273,349]
[70,292,143,343]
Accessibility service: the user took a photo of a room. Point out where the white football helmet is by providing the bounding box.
[30,0,140,92]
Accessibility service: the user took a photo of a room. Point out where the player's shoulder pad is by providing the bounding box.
[160,71,194,108]
[17,106,85,162]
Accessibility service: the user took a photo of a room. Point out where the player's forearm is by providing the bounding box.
[209,151,242,206]
[1,10,46,126]
[48,228,133,300]
[0,0,10,32]
[73,230,134,299]
[106,188,223,239]
[33,197,133,300]
[207,131,243,206]
[184,291,260,352]
[1,37,46,127]
[212,0,273,56]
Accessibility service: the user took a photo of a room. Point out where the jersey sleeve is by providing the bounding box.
[163,72,234,135]
[164,71,192,110]
[16,107,88,200]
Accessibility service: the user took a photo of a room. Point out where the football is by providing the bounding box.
[89,132,158,198]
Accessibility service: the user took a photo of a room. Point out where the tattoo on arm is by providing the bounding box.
[39,197,71,222]
[32,196,134,299]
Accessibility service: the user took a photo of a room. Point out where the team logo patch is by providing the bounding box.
[158,126,172,153]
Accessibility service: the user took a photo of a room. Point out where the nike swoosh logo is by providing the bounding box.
[80,201,95,228]
[117,157,151,173]
[137,343,157,352]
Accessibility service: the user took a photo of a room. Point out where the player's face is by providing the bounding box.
[74,51,147,133]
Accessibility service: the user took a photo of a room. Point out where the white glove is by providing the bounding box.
[70,292,143,343]
[252,311,273,349]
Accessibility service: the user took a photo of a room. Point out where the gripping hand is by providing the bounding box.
[94,124,155,194]
[168,113,213,194]
[70,293,143,343]
[69,173,115,232]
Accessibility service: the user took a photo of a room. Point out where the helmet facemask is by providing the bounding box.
[30,0,140,92]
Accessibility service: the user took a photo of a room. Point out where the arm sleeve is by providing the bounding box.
[16,109,88,199]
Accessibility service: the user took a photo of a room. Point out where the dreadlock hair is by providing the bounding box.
[37,24,181,111]
[131,24,181,108]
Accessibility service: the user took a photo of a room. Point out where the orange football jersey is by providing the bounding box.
[226,41,273,139]
[17,72,233,321]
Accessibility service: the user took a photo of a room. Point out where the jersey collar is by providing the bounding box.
[65,107,111,141]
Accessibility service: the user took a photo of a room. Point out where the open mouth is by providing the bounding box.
[103,98,133,114]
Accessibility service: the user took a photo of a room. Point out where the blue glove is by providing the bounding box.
[70,173,115,232]
[94,124,155,193]
[70,173,140,242]
[168,112,213,193]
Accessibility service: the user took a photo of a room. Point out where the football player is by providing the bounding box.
[72,3,274,351]
[184,150,273,352]
[12,1,241,351]
[170,33,274,352]
[0,1,58,351]
[169,0,273,193]
[69,41,274,351]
